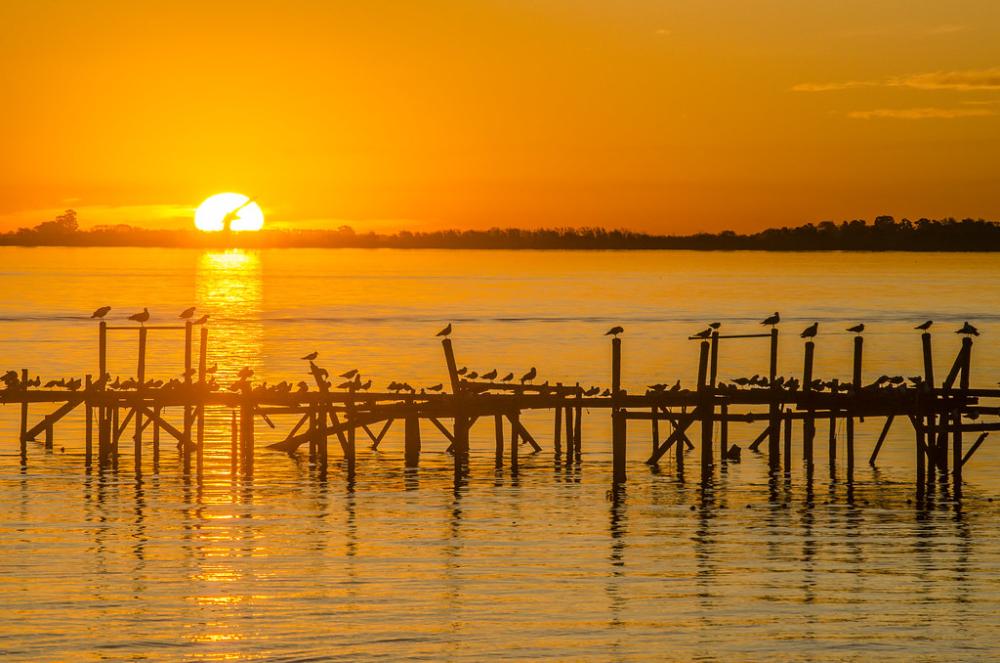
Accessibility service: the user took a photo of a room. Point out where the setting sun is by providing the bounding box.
[194,193,264,232]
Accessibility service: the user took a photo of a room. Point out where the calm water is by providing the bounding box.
[0,247,998,661]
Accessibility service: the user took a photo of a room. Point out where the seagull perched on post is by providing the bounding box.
[761,312,780,327]
[179,307,196,319]
[708,322,721,330]
[339,368,358,379]
[128,308,150,325]
[482,369,497,380]
[436,323,452,337]
[915,320,933,331]
[520,367,537,384]
[301,351,318,361]
[91,306,111,319]
[192,314,209,325]
[500,372,514,382]
[847,323,865,334]
[605,326,624,337]
[956,321,980,336]
[800,322,819,339]
[692,328,712,339]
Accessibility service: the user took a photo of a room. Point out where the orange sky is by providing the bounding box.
[1,1,999,234]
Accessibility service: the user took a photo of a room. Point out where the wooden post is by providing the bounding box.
[954,337,972,496]
[768,329,780,471]
[852,335,863,389]
[152,405,161,469]
[85,375,93,467]
[134,326,147,476]
[19,369,28,459]
[719,402,728,465]
[697,340,712,478]
[197,325,207,473]
[441,339,461,394]
[405,414,422,468]
[346,407,357,482]
[651,407,660,457]
[574,390,582,458]
[112,405,119,469]
[553,402,562,460]
[845,415,854,481]
[783,408,792,475]
[709,330,720,387]
[510,409,519,475]
[494,413,504,468]
[828,412,837,477]
[565,400,574,461]
[921,332,935,486]
[231,410,238,476]
[611,337,625,484]
[802,340,815,468]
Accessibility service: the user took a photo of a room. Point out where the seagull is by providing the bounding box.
[179,306,196,319]
[206,362,218,374]
[237,366,254,379]
[296,381,309,393]
[192,314,209,325]
[339,368,358,378]
[358,379,372,391]
[466,371,479,380]
[128,308,150,325]
[761,312,780,327]
[708,322,722,329]
[482,369,498,380]
[91,306,111,319]
[500,372,514,382]
[426,383,443,392]
[301,352,319,361]
[337,379,354,389]
[668,379,681,392]
[456,366,467,376]
[915,320,933,331]
[847,323,865,334]
[692,328,712,339]
[436,323,452,337]
[800,322,819,339]
[956,321,980,336]
[605,326,624,337]
[520,367,537,384]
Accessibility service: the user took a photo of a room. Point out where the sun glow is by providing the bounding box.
[195,193,264,232]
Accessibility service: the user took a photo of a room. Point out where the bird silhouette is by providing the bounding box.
[296,381,309,393]
[337,379,354,390]
[692,328,712,339]
[456,366,467,375]
[301,352,319,361]
[466,371,479,380]
[668,379,681,392]
[761,312,780,326]
[206,362,218,374]
[847,323,865,334]
[956,321,980,336]
[605,326,624,337]
[91,306,111,319]
[915,320,933,331]
[800,322,819,339]
[192,314,209,325]
[358,379,372,391]
[708,322,721,329]
[436,323,452,337]
[179,306,196,319]
[482,369,498,380]
[426,383,443,392]
[500,372,514,382]
[339,368,358,378]
[520,367,537,384]
[128,308,150,325]
[237,367,254,379]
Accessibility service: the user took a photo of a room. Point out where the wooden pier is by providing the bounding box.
[1,319,996,498]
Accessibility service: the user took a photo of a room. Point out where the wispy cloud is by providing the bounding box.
[796,66,1000,93]
[847,107,995,120]
[889,67,1000,91]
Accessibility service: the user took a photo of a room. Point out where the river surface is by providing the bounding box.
[0,247,998,661]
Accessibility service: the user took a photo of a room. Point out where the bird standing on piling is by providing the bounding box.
[915,320,933,331]
[605,326,624,337]
[426,383,443,392]
[456,366,468,375]
[956,321,980,336]
[301,352,319,361]
[801,322,819,339]
[128,308,150,325]
[709,322,721,329]
[761,312,780,327]
[339,368,358,378]
[192,314,209,325]
[847,323,865,334]
[500,372,514,382]
[436,323,452,337]
[692,328,712,339]
[91,306,111,319]
[520,367,537,384]
[482,369,498,380]
[179,307,196,319]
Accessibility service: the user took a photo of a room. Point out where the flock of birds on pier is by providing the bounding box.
[0,310,988,399]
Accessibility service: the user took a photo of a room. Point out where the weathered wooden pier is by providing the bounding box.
[1,319,996,498]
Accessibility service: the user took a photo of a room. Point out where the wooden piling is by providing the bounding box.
[494,413,503,468]
[231,410,238,475]
[651,406,660,457]
[783,408,792,475]
[828,412,836,476]
[709,330,720,387]
[19,369,28,458]
[697,340,712,477]
[406,414,422,468]
[510,409,519,474]
[574,390,582,458]
[85,375,93,467]
[553,402,562,460]
[611,337,626,484]
[921,332,935,486]
[802,340,815,468]
[197,326,207,473]
[152,405,161,468]
[719,402,728,465]
[954,337,972,495]
[767,328,780,470]
[135,326,147,476]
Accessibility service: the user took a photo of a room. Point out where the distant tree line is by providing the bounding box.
[2,210,1000,251]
